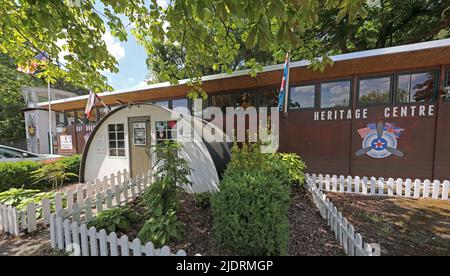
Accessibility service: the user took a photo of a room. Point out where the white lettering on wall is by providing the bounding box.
[312,105,435,121]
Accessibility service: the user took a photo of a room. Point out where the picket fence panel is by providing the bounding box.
[59,171,151,226]
[307,179,379,256]
[49,214,186,256]
[307,173,450,201]
[0,169,154,236]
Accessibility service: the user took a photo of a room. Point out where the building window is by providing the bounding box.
[172,98,189,113]
[289,85,315,110]
[232,91,256,109]
[320,80,351,108]
[156,121,177,144]
[211,94,232,110]
[259,88,279,108]
[445,69,450,101]
[85,108,97,125]
[154,100,169,108]
[396,71,436,103]
[108,124,125,157]
[358,76,391,106]
[98,107,108,121]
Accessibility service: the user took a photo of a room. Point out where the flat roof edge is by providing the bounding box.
[38,39,450,108]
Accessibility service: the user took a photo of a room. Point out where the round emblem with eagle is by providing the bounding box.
[356,122,404,159]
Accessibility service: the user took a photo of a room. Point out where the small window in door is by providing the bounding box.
[108,123,125,157]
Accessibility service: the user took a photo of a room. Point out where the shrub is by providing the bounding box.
[0,161,41,192]
[211,144,292,256]
[138,211,184,248]
[141,142,191,215]
[87,207,140,233]
[277,153,307,184]
[194,192,212,209]
[0,155,81,192]
[31,161,78,190]
[141,179,182,216]
[58,155,81,183]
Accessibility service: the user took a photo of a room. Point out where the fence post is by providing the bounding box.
[405,179,412,198]
[432,180,440,200]
[26,203,37,232]
[88,226,98,256]
[443,181,449,200]
[423,180,430,198]
[362,177,368,195]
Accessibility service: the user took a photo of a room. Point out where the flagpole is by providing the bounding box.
[283,51,291,117]
[48,81,54,155]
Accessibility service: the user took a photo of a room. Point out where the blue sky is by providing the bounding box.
[93,2,154,91]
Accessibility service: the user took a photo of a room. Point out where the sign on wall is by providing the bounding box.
[133,122,146,145]
[60,135,73,150]
[355,122,405,159]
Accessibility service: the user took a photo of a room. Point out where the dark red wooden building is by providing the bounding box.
[38,39,450,180]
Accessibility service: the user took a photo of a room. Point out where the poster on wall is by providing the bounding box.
[133,122,146,145]
[60,135,73,150]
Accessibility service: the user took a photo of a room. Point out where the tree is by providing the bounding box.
[0,53,43,146]
[0,0,367,94]
[313,0,450,53]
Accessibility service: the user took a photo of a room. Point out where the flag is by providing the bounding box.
[85,90,110,118]
[277,52,290,112]
[17,52,47,75]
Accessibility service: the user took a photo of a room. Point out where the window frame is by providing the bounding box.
[393,69,439,105]
[445,68,450,102]
[357,74,394,107]
[107,123,126,158]
[287,83,318,111]
[318,78,353,109]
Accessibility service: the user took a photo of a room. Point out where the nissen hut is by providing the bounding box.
[34,39,450,181]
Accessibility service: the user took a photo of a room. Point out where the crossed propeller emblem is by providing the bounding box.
[356,122,404,158]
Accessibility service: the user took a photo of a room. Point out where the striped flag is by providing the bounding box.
[85,90,110,118]
[278,52,290,112]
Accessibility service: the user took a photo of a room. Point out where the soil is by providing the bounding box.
[1,185,346,256]
[161,185,344,256]
[325,192,450,256]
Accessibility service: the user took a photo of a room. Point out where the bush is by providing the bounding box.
[211,144,292,256]
[0,155,81,192]
[277,153,307,184]
[0,161,41,191]
[194,192,212,209]
[138,211,184,248]
[58,155,81,183]
[31,160,78,190]
[87,206,140,233]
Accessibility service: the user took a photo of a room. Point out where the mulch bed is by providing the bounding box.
[0,185,345,256]
[141,185,345,256]
[325,192,450,256]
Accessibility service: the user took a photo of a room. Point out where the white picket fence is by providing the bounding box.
[49,214,187,256]
[306,173,450,201]
[307,178,380,256]
[57,170,152,225]
[0,169,152,236]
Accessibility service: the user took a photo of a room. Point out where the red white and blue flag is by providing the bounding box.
[278,52,290,112]
[85,90,110,119]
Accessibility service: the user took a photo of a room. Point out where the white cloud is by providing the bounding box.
[102,29,126,61]
[129,77,134,83]
[55,29,125,65]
